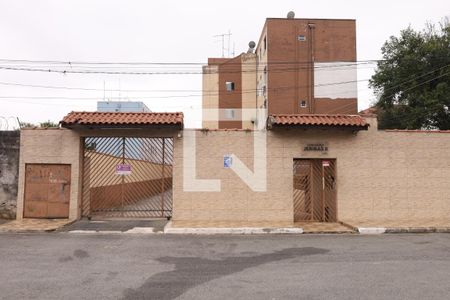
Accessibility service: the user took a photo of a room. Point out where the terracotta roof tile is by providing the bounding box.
[60,111,183,128]
[268,114,368,128]
[359,106,379,116]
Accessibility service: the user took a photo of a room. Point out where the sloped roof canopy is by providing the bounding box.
[268,114,368,130]
[60,111,183,130]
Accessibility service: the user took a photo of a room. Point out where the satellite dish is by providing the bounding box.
[287,11,295,19]
[248,41,256,49]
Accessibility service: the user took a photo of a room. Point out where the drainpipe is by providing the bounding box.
[308,23,316,114]
[255,50,259,128]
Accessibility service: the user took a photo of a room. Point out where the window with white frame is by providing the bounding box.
[224,109,235,120]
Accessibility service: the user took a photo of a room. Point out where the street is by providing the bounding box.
[1,233,450,299]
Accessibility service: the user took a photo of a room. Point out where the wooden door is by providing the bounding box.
[293,159,337,222]
[24,164,71,218]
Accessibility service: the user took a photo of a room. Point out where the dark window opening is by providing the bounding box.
[225,81,235,92]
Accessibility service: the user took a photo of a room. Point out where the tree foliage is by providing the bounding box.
[369,20,450,129]
[19,120,59,128]
[39,120,59,128]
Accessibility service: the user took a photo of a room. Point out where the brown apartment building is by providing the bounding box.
[203,12,358,129]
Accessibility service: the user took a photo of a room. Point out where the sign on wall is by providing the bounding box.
[223,155,233,168]
[303,143,329,153]
[116,164,132,175]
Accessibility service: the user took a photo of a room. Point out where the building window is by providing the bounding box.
[225,81,235,92]
[264,66,267,83]
[300,100,307,108]
[264,36,267,51]
[224,109,235,120]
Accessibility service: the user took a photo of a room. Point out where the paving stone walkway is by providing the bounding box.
[0,219,73,232]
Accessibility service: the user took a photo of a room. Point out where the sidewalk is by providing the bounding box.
[295,222,355,234]
[0,219,74,233]
[2,218,450,234]
[166,220,303,234]
[343,219,450,234]
[61,219,168,233]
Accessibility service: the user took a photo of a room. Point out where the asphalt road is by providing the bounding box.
[0,233,450,300]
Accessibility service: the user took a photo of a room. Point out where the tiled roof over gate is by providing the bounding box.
[268,114,368,129]
[60,111,183,128]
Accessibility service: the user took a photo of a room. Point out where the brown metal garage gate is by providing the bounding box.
[81,137,173,218]
[23,164,71,218]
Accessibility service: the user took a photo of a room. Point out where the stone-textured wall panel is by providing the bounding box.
[0,131,20,219]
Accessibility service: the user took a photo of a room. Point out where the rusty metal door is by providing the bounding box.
[293,159,336,222]
[24,164,71,218]
[82,137,173,218]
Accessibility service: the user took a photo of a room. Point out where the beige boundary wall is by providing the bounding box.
[16,119,450,224]
[173,118,450,224]
[16,128,178,220]
[16,128,82,220]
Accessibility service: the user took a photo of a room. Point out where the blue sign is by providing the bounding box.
[223,155,232,168]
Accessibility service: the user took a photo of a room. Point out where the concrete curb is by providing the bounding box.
[385,227,450,233]
[67,230,123,234]
[66,227,159,234]
[357,227,450,234]
[357,227,386,234]
[163,222,304,234]
[125,227,157,234]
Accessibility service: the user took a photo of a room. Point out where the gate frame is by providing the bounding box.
[293,158,338,223]
[80,135,174,219]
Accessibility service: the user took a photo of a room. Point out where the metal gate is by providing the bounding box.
[293,159,337,222]
[82,137,173,218]
[24,164,71,218]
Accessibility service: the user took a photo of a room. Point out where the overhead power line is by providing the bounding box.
[0,78,368,94]
[2,63,446,95]
[0,78,370,100]
[0,57,447,66]
[0,58,381,65]
[0,63,375,76]
[2,70,447,111]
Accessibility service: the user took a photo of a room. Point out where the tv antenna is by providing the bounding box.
[213,30,232,57]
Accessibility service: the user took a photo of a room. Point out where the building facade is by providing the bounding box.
[202,13,358,129]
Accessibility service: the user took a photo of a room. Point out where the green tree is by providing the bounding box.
[39,120,59,128]
[369,20,450,129]
[19,122,36,128]
[19,120,59,128]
